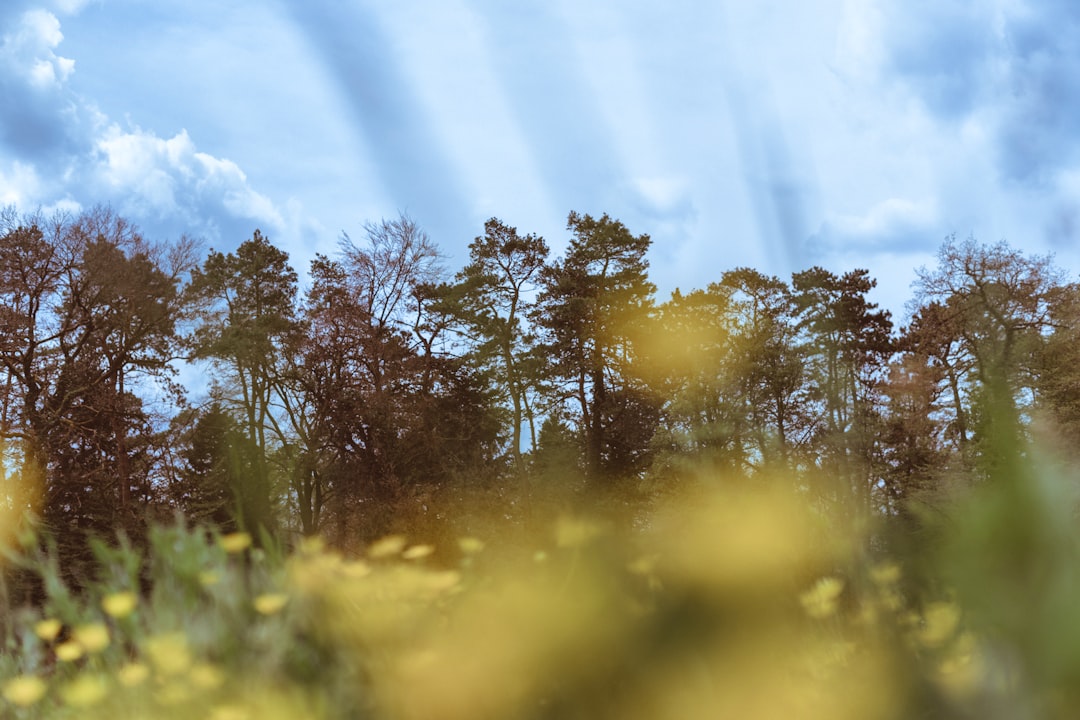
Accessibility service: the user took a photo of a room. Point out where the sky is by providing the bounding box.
[1,0,1079,322]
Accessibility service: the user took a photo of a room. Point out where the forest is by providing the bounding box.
[1,203,1074,552]
[3,203,1080,718]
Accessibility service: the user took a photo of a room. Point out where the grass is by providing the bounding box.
[2,453,1080,719]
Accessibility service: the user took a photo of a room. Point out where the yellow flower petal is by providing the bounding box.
[402,544,435,560]
[367,534,407,559]
[3,675,47,707]
[74,623,110,654]
[253,593,289,615]
[34,618,62,642]
[102,591,138,618]
[220,532,252,554]
[918,602,961,648]
[870,562,902,586]
[55,640,85,662]
[800,577,845,619]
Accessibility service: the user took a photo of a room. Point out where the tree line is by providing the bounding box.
[1,204,1077,563]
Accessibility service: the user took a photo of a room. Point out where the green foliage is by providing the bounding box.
[2,429,1080,718]
[535,212,657,482]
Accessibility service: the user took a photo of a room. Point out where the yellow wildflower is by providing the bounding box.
[102,591,138,618]
[253,593,289,615]
[55,640,84,662]
[74,623,110,654]
[918,602,961,648]
[3,675,47,707]
[34,618,62,642]
[220,532,252,554]
[402,544,435,560]
[368,534,407,559]
[870,562,901,586]
[800,576,845,619]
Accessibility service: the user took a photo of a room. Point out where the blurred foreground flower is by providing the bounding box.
[917,602,961,648]
[368,534,407,559]
[654,487,832,595]
[800,577,845,619]
[254,593,289,615]
[102,590,138,618]
[55,640,85,662]
[3,675,47,707]
[220,532,253,554]
[34,617,62,641]
[74,623,110,653]
[402,544,435,560]
[870,563,901,586]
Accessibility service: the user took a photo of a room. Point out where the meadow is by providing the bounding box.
[4,440,1080,720]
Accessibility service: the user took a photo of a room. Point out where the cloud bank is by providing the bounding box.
[882,0,1080,245]
[0,5,289,246]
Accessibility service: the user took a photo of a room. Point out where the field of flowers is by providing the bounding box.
[4,454,1080,719]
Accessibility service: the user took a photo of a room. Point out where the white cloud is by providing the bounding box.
[1,9,75,89]
[91,126,284,237]
[194,151,284,228]
[0,160,43,206]
[829,197,937,240]
[97,127,192,215]
[0,7,298,248]
[51,0,93,15]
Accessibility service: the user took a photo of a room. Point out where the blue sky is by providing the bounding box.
[2,0,1078,319]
